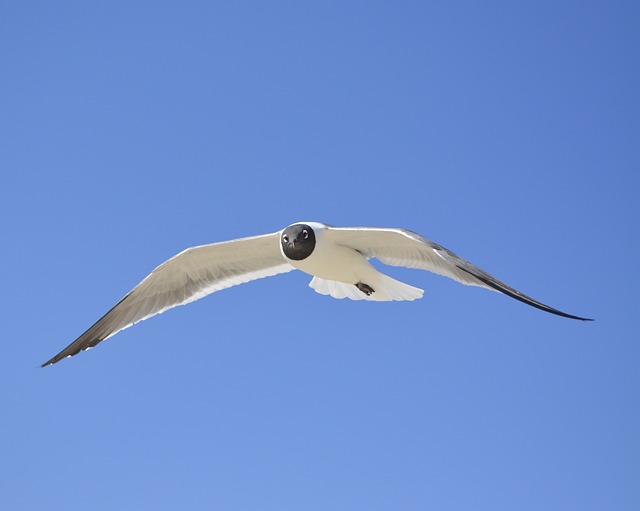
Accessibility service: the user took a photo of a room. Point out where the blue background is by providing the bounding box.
[2,2,638,509]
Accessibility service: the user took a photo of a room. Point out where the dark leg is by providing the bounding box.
[355,282,375,296]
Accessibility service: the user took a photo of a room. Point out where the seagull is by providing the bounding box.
[42,222,592,366]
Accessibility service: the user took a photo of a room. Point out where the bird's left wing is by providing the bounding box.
[326,226,591,321]
[42,231,292,366]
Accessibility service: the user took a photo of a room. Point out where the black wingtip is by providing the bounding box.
[41,350,78,367]
[558,314,594,322]
[40,356,60,368]
[456,266,593,321]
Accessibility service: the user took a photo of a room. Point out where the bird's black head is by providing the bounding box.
[281,223,316,261]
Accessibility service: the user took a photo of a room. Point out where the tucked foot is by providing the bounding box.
[355,282,375,296]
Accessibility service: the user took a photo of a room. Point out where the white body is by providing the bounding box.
[280,222,423,301]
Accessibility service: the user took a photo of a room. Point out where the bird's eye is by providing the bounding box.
[283,235,289,243]
[302,230,309,239]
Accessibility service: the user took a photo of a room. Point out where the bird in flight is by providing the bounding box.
[42,222,592,366]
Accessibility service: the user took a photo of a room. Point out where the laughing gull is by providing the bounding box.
[42,222,592,366]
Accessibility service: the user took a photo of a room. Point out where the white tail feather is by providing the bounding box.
[309,274,423,302]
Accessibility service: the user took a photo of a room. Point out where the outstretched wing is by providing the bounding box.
[326,226,592,321]
[42,231,293,366]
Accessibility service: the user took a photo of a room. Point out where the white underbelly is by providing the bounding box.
[288,242,375,284]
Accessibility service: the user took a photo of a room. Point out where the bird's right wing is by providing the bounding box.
[42,231,293,366]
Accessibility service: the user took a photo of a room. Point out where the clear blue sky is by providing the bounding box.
[1,1,638,510]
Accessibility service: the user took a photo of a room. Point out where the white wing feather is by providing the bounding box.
[325,227,491,287]
[325,226,591,320]
[43,231,292,366]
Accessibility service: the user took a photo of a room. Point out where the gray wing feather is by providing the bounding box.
[326,226,592,321]
[42,231,292,366]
